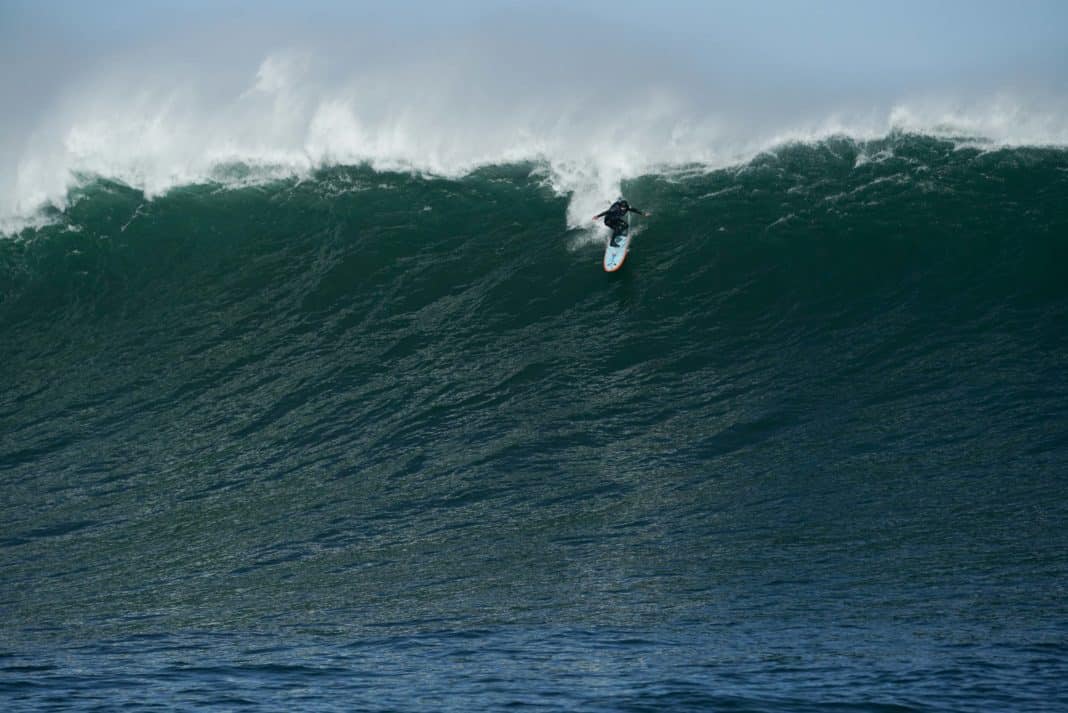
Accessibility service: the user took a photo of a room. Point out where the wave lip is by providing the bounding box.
[4,50,1068,235]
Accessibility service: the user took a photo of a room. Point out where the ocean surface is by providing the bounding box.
[2,134,1068,711]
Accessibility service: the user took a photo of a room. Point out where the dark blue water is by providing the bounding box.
[2,136,1067,710]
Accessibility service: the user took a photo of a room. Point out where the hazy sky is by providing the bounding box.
[3,0,1065,134]
[4,0,1067,88]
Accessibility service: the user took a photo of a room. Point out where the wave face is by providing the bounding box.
[2,136,1068,710]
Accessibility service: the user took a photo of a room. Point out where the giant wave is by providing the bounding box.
[3,126,1068,712]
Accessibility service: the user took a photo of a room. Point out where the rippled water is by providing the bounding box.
[2,137,1067,710]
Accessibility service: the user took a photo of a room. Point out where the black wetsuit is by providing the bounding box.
[595,200,644,246]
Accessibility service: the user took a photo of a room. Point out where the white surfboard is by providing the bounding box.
[603,231,632,272]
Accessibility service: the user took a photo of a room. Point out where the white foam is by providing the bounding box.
[3,46,1068,236]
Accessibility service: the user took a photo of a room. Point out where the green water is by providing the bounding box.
[2,136,1067,711]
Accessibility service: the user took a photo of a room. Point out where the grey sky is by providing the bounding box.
[2,1,1065,149]
[4,0,1067,85]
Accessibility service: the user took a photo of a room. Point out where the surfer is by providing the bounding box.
[593,199,649,246]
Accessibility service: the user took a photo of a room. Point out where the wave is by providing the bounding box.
[5,9,1068,706]
[4,135,1066,319]
[5,48,1068,235]
[2,134,1066,709]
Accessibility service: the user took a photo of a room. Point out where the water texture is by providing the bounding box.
[2,135,1067,711]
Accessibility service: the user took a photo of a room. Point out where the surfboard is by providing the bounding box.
[603,229,631,272]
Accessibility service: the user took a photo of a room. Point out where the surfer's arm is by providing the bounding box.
[628,207,649,216]
[592,211,607,220]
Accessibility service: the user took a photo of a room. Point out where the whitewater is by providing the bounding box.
[5,39,1068,236]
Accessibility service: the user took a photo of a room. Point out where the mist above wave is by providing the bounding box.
[4,17,1068,235]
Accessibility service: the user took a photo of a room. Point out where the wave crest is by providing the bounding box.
[5,50,1068,235]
